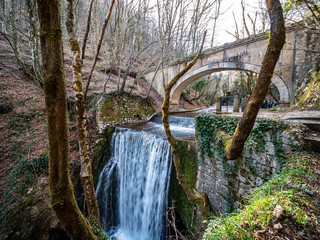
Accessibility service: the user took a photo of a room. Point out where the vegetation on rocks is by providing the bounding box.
[170,140,199,232]
[195,115,289,167]
[0,153,48,230]
[92,127,115,187]
[98,92,155,125]
[0,0,319,239]
[203,151,320,239]
[292,55,320,109]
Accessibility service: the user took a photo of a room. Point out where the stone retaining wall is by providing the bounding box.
[195,118,306,214]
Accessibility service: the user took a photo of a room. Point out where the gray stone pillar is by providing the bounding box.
[233,95,240,112]
[216,97,221,112]
[241,98,248,112]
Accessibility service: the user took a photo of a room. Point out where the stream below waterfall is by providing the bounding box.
[96,116,195,240]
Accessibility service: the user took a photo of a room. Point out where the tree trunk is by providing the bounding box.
[225,0,285,160]
[66,0,101,226]
[162,31,210,216]
[26,0,43,86]
[1,0,7,33]
[37,0,97,239]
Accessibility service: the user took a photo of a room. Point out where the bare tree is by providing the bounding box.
[283,0,320,31]
[81,0,95,62]
[84,0,115,101]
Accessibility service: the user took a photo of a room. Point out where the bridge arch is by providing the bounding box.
[171,61,290,105]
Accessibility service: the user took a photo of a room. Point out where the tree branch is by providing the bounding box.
[162,31,211,215]
[81,0,95,62]
[84,0,115,102]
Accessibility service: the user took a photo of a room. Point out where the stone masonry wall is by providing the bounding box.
[195,117,306,214]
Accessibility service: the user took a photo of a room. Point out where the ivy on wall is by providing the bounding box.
[195,115,238,160]
[195,115,289,167]
[195,114,292,213]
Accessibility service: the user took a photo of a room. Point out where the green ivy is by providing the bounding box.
[195,115,288,165]
[0,153,49,229]
[195,115,290,212]
[88,215,110,240]
[247,119,286,150]
[195,115,238,160]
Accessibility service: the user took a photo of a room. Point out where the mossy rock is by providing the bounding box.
[97,92,156,124]
[92,127,115,187]
[0,177,69,240]
[169,140,198,232]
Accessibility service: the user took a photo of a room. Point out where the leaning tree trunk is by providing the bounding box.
[162,32,210,216]
[66,0,100,226]
[37,0,97,239]
[225,0,285,160]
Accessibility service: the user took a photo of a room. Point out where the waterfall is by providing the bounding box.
[96,128,172,240]
[150,115,195,128]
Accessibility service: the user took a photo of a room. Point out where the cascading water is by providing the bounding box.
[131,116,195,138]
[96,128,172,240]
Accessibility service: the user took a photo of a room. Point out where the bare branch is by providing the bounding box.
[84,0,115,102]
[81,0,95,62]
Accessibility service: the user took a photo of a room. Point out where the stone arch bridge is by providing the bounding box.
[144,25,319,106]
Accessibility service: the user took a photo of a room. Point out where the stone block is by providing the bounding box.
[243,148,252,158]
[239,174,248,184]
[238,182,251,199]
[215,183,229,196]
[271,158,280,174]
[263,133,272,142]
[210,193,228,214]
[215,161,225,171]
[265,143,275,156]
[256,164,272,176]
[256,177,264,187]
[254,152,268,165]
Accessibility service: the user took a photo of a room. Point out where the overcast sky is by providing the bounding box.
[214,0,265,45]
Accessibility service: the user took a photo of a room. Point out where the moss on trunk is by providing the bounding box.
[37,0,97,239]
[225,0,286,160]
[162,32,211,217]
